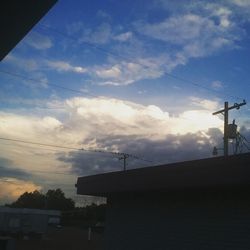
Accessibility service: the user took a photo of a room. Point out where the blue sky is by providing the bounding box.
[0,0,250,204]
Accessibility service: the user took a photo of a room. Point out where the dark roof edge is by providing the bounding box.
[76,153,250,197]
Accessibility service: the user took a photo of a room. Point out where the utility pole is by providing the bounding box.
[117,152,153,171]
[212,100,246,156]
[119,153,129,171]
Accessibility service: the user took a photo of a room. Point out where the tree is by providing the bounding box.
[8,189,75,211]
[9,190,45,209]
[45,188,75,211]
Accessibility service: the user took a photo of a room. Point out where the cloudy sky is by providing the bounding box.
[1,0,250,204]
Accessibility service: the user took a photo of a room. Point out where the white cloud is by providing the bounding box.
[0,96,225,201]
[113,32,133,42]
[190,97,220,111]
[79,23,112,44]
[93,56,168,86]
[0,112,62,142]
[2,55,49,88]
[135,14,204,44]
[94,52,188,86]
[134,0,245,64]
[138,90,147,95]
[64,97,222,137]
[24,31,52,50]
[230,0,250,7]
[0,178,41,204]
[5,54,38,71]
[96,65,121,79]
[78,2,233,87]
[0,97,223,147]
[228,0,250,20]
[27,72,49,88]
[55,1,247,88]
[211,80,223,89]
[46,60,87,74]
[96,10,111,20]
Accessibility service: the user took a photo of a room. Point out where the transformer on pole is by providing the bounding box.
[212,100,246,157]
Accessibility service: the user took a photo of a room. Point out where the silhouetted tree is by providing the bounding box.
[45,188,75,211]
[8,189,75,211]
[9,190,45,209]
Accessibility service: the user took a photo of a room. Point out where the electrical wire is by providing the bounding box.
[1,140,71,153]
[0,69,100,99]
[163,74,243,101]
[38,24,129,61]
[1,25,247,171]
[29,170,76,176]
[0,137,83,151]
[38,23,244,101]
[0,137,155,164]
[0,68,245,124]
[0,26,246,134]
[0,165,76,176]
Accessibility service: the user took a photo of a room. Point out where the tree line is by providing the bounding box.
[5,189,106,226]
[6,189,75,211]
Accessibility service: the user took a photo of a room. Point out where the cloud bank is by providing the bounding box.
[0,97,225,183]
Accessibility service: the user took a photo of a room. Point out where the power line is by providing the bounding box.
[29,170,76,176]
[0,69,100,99]
[0,62,244,113]
[0,166,76,176]
[0,137,82,151]
[0,27,245,115]
[0,103,66,111]
[212,100,247,156]
[1,140,71,153]
[39,24,128,61]
[0,96,67,110]
[163,74,243,101]
[0,137,155,165]
[38,24,244,101]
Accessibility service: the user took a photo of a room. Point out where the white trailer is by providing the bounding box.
[0,207,61,236]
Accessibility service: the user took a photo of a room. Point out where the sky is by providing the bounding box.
[0,0,250,205]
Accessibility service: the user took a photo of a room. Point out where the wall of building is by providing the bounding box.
[0,207,61,235]
[104,189,250,250]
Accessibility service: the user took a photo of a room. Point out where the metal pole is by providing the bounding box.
[224,102,228,157]
[88,227,91,241]
[123,155,127,171]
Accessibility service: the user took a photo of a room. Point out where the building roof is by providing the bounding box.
[0,0,57,61]
[0,207,61,216]
[76,153,250,197]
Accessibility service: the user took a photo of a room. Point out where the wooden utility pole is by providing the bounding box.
[119,153,129,171]
[212,100,246,156]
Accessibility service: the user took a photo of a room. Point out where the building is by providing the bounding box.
[0,207,61,236]
[76,153,250,250]
[0,0,57,61]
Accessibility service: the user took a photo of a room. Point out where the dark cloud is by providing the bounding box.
[239,126,250,137]
[57,151,121,176]
[238,126,250,152]
[243,119,250,126]
[0,158,31,180]
[58,128,225,176]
